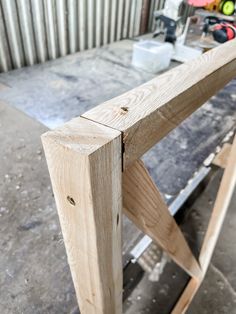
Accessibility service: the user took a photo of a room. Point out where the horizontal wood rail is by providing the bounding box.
[42,40,236,314]
[83,39,236,167]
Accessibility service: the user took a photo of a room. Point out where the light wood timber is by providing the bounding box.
[123,159,202,279]
[171,278,200,314]
[212,143,232,169]
[172,134,236,314]
[83,40,236,168]
[200,135,236,273]
[42,117,123,314]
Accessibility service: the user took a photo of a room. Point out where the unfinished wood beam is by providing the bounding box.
[42,117,123,314]
[200,136,236,273]
[172,134,236,314]
[123,159,202,279]
[83,40,236,167]
[212,143,232,169]
[171,278,200,314]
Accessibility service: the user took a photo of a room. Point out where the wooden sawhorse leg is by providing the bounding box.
[123,159,201,279]
[42,117,123,314]
[172,135,236,313]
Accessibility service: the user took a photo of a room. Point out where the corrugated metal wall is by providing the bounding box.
[0,0,193,73]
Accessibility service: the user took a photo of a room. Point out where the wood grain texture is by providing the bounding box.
[171,278,200,314]
[172,134,236,314]
[200,135,236,273]
[212,143,232,169]
[83,40,236,167]
[123,159,202,279]
[42,117,123,314]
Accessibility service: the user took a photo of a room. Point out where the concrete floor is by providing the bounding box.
[0,37,236,313]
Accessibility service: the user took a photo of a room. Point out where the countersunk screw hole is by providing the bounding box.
[67,196,76,206]
[117,214,119,226]
[120,106,129,113]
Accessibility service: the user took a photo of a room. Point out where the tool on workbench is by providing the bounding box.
[212,21,236,41]
[153,0,202,62]
[220,0,236,15]
[202,15,222,36]
[188,0,218,7]
[189,0,235,15]
[205,0,236,15]
[202,15,236,42]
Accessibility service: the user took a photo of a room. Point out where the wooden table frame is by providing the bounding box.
[42,39,236,314]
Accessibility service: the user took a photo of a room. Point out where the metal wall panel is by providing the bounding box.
[0,0,194,72]
[44,0,59,59]
[78,0,86,51]
[0,4,12,72]
[116,0,124,41]
[95,0,102,47]
[31,0,48,63]
[57,0,68,56]
[16,0,37,66]
[68,0,78,53]
[103,0,109,45]
[1,0,25,69]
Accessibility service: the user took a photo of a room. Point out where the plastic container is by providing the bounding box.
[132,40,174,73]
[173,43,202,63]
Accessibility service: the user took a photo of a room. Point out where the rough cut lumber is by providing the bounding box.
[172,134,236,314]
[83,39,236,167]
[171,278,200,314]
[42,117,123,314]
[200,136,236,273]
[123,159,202,279]
[212,143,232,169]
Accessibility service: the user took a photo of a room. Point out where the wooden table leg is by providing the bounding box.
[42,117,123,314]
